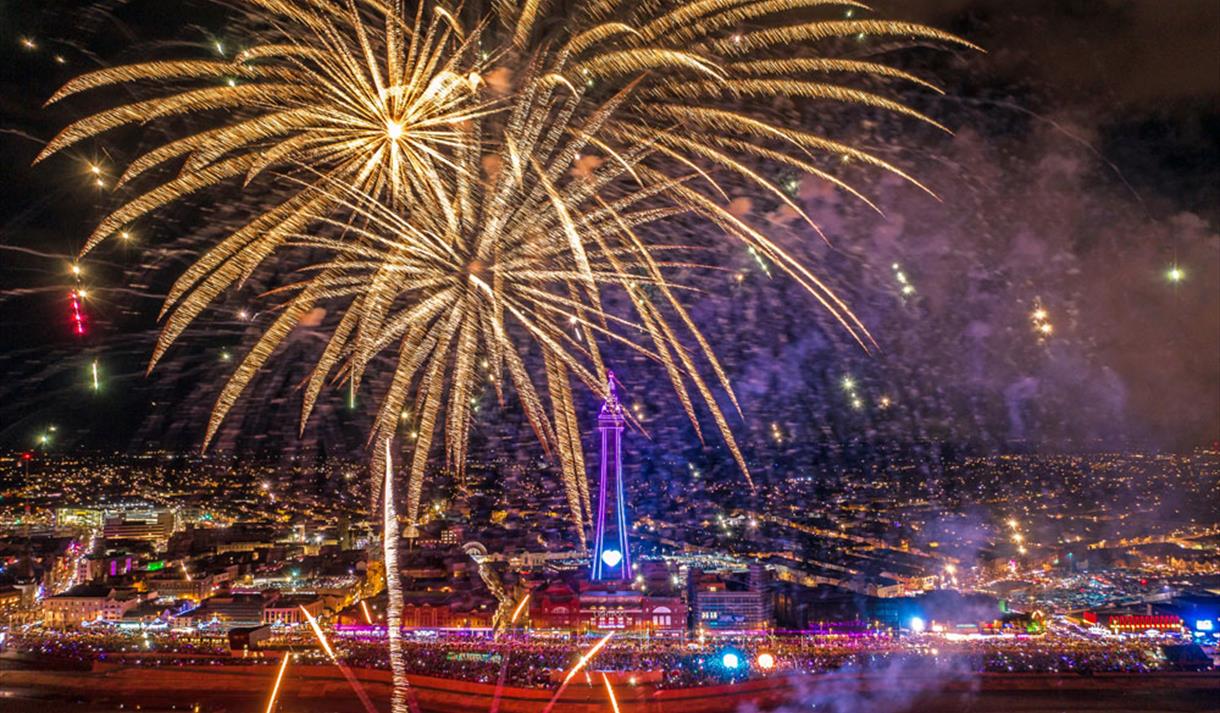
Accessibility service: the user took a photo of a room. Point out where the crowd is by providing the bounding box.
[9,629,228,660]
[326,631,1181,687]
[4,628,1185,688]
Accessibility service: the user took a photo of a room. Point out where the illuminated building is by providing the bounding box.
[42,585,141,627]
[77,553,135,581]
[690,565,772,631]
[334,590,495,630]
[399,594,493,630]
[102,510,176,544]
[591,372,631,582]
[1084,612,1185,633]
[54,507,103,529]
[174,593,268,630]
[0,586,23,620]
[262,595,324,625]
[531,579,686,634]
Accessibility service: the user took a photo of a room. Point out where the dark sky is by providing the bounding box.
[0,1,1217,458]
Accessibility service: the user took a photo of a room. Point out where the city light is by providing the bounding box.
[910,617,927,633]
[721,652,740,669]
[756,653,775,670]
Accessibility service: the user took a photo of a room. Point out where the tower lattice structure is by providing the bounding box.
[590,371,632,581]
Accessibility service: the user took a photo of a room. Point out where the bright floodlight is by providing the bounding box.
[600,549,623,568]
[756,653,775,670]
[722,652,740,669]
[910,616,926,633]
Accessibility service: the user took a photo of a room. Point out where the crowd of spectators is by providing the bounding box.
[5,628,1184,688]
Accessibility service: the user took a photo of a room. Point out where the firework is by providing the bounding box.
[510,593,531,625]
[543,631,615,713]
[37,1,488,263]
[263,653,290,713]
[602,672,621,713]
[382,439,414,713]
[1030,304,1053,339]
[41,1,973,540]
[489,592,532,713]
[300,604,380,713]
[69,263,86,337]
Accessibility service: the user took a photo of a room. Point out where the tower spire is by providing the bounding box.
[591,370,631,581]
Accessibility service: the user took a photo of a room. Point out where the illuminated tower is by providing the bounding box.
[590,371,632,581]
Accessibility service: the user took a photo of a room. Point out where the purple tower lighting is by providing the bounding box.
[590,371,632,581]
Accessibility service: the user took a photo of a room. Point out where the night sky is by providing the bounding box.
[1,1,1217,460]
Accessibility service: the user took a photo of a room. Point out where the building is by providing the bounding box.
[229,625,272,652]
[532,582,582,630]
[400,592,494,629]
[334,590,495,630]
[146,572,218,602]
[440,524,464,546]
[117,598,186,628]
[531,580,686,634]
[263,595,324,625]
[103,510,176,544]
[54,507,103,529]
[42,585,141,627]
[691,565,772,631]
[579,581,685,633]
[174,593,269,630]
[77,552,135,581]
[1084,611,1184,633]
[0,586,23,620]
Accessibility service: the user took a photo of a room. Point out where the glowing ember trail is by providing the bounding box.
[69,289,85,336]
[488,593,530,713]
[488,593,529,713]
[383,439,418,713]
[541,632,615,713]
[360,599,373,625]
[509,593,531,625]
[299,605,379,713]
[601,672,621,713]
[263,653,290,713]
[300,604,335,659]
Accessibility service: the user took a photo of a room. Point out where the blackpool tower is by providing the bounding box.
[590,371,632,581]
